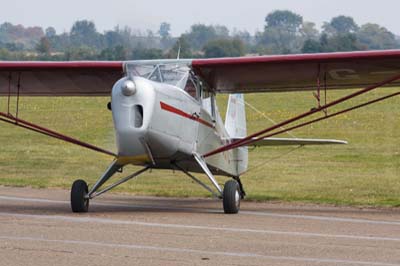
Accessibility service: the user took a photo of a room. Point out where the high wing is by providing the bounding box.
[233,137,347,147]
[0,61,123,96]
[192,50,400,93]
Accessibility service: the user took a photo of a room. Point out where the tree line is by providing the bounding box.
[0,10,398,61]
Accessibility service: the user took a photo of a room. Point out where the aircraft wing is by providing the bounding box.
[192,50,400,93]
[0,61,123,96]
[233,137,348,147]
[0,61,124,157]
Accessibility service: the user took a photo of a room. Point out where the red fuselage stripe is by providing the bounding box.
[160,102,214,129]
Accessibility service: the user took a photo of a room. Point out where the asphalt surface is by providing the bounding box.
[0,186,399,266]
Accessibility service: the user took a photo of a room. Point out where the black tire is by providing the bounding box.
[71,180,89,213]
[223,180,241,214]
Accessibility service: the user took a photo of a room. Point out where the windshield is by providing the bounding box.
[124,60,192,88]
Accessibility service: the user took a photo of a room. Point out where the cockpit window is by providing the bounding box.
[184,78,197,98]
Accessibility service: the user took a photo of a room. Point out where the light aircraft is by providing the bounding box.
[1,50,400,214]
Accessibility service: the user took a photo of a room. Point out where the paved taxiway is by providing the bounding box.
[0,186,399,266]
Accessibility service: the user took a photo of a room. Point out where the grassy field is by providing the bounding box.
[0,88,399,207]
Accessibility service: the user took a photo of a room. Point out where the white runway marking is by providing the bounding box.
[0,235,398,266]
[0,195,66,204]
[1,195,400,226]
[241,210,400,226]
[0,212,399,243]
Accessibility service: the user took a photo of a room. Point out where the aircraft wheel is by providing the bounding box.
[71,179,89,213]
[223,180,241,214]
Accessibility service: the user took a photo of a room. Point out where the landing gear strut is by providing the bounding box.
[70,160,150,213]
[189,153,245,214]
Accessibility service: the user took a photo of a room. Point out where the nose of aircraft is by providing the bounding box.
[111,76,156,164]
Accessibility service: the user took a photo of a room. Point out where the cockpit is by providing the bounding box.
[124,60,200,99]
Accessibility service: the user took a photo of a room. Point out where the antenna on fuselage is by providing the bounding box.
[177,42,181,60]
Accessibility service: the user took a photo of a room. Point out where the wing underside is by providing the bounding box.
[0,62,123,96]
[2,51,400,96]
[192,50,400,93]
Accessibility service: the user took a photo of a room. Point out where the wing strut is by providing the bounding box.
[0,73,116,157]
[0,112,116,157]
[204,73,400,158]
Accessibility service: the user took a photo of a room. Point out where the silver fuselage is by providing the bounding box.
[111,76,242,177]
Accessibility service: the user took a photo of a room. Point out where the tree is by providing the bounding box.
[232,29,253,46]
[265,10,303,34]
[47,32,70,52]
[36,37,51,55]
[5,42,24,52]
[131,47,164,60]
[323,16,358,35]
[158,22,175,50]
[167,36,192,58]
[357,23,398,50]
[45,27,56,38]
[318,16,363,52]
[70,20,100,49]
[182,24,219,50]
[203,38,245,58]
[0,48,11,60]
[214,25,230,38]
[64,46,97,60]
[99,45,127,60]
[321,33,361,52]
[113,45,127,59]
[71,20,97,37]
[298,22,320,53]
[301,39,322,53]
[103,30,124,48]
[0,22,44,49]
[258,10,303,54]
[158,22,171,39]
[300,21,319,40]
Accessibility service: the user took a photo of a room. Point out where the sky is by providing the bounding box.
[2,0,400,36]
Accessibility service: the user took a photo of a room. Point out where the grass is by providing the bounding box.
[0,87,399,207]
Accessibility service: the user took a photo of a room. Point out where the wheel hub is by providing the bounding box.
[235,190,240,208]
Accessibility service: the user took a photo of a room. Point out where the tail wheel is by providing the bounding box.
[71,179,89,213]
[223,180,241,214]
